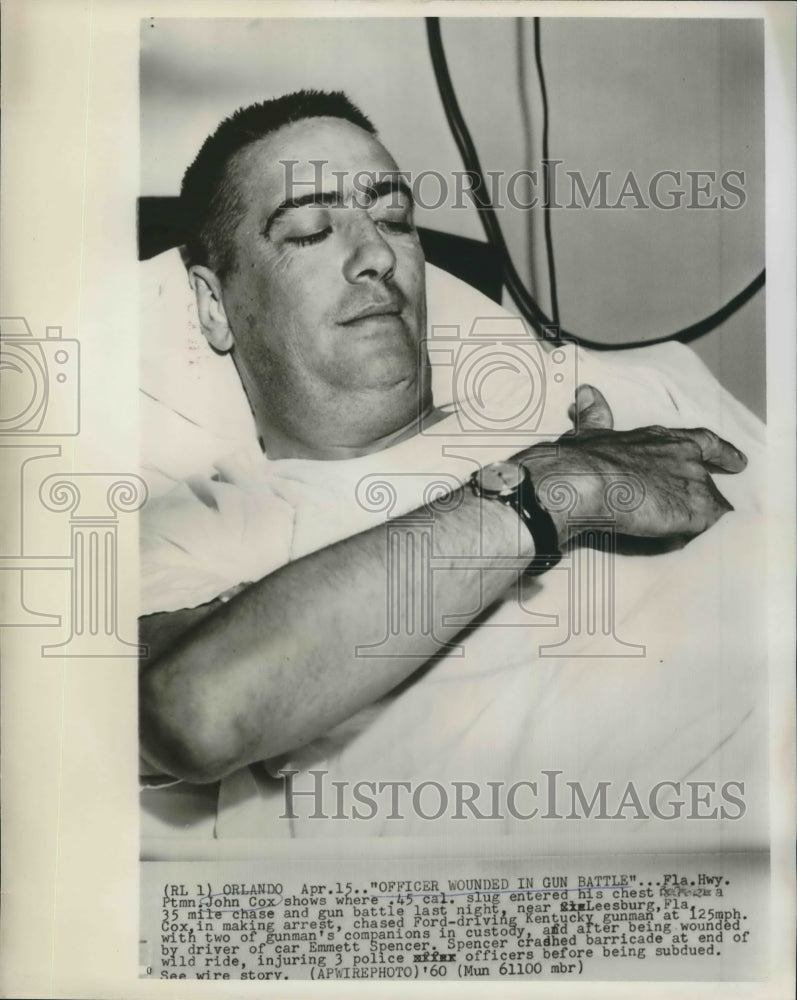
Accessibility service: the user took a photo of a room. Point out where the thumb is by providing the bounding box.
[570,383,614,431]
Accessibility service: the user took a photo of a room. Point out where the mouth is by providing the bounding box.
[339,301,404,326]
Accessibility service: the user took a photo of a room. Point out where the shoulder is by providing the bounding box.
[140,456,295,616]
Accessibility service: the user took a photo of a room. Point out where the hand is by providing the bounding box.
[519,384,747,547]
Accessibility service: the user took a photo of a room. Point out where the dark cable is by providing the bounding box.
[514,19,542,298]
[533,17,560,328]
[425,19,552,333]
[425,17,765,351]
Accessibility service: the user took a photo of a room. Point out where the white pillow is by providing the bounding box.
[140,249,519,496]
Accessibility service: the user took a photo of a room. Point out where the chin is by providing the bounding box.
[361,357,421,391]
[331,342,416,389]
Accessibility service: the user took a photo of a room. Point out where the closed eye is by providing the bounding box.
[376,219,415,234]
[285,227,332,247]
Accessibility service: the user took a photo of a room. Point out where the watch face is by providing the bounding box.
[477,461,525,496]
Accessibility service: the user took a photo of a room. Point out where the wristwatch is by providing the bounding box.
[469,460,562,575]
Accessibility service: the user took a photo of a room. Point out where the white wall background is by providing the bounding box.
[141,16,765,417]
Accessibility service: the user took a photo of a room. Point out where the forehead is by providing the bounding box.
[232,117,400,212]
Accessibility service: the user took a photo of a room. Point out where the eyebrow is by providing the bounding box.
[264,176,414,235]
[367,177,414,206]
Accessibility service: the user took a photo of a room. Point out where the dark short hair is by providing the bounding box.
[180,90,377,277]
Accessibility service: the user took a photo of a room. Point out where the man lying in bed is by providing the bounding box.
[139,91,758,834]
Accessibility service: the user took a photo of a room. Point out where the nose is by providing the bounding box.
[341,215,397,284]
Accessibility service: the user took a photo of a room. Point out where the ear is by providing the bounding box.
[189,265,234,352]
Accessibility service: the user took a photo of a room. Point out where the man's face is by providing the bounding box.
[214,117,428,452]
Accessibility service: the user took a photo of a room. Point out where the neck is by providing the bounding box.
[242,367,438,461]
[259,401,441,460]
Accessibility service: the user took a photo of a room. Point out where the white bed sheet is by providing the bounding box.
[140,251,767,849]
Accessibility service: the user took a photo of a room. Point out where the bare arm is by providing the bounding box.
[139,386,747,783]
[139,486,531,782]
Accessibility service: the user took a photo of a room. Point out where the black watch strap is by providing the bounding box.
[511,470,562,575]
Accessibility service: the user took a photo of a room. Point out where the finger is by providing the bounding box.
[676,476,734,536]
[704,478,735,528]
[570,384,614,431]
[669,427,747,473]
